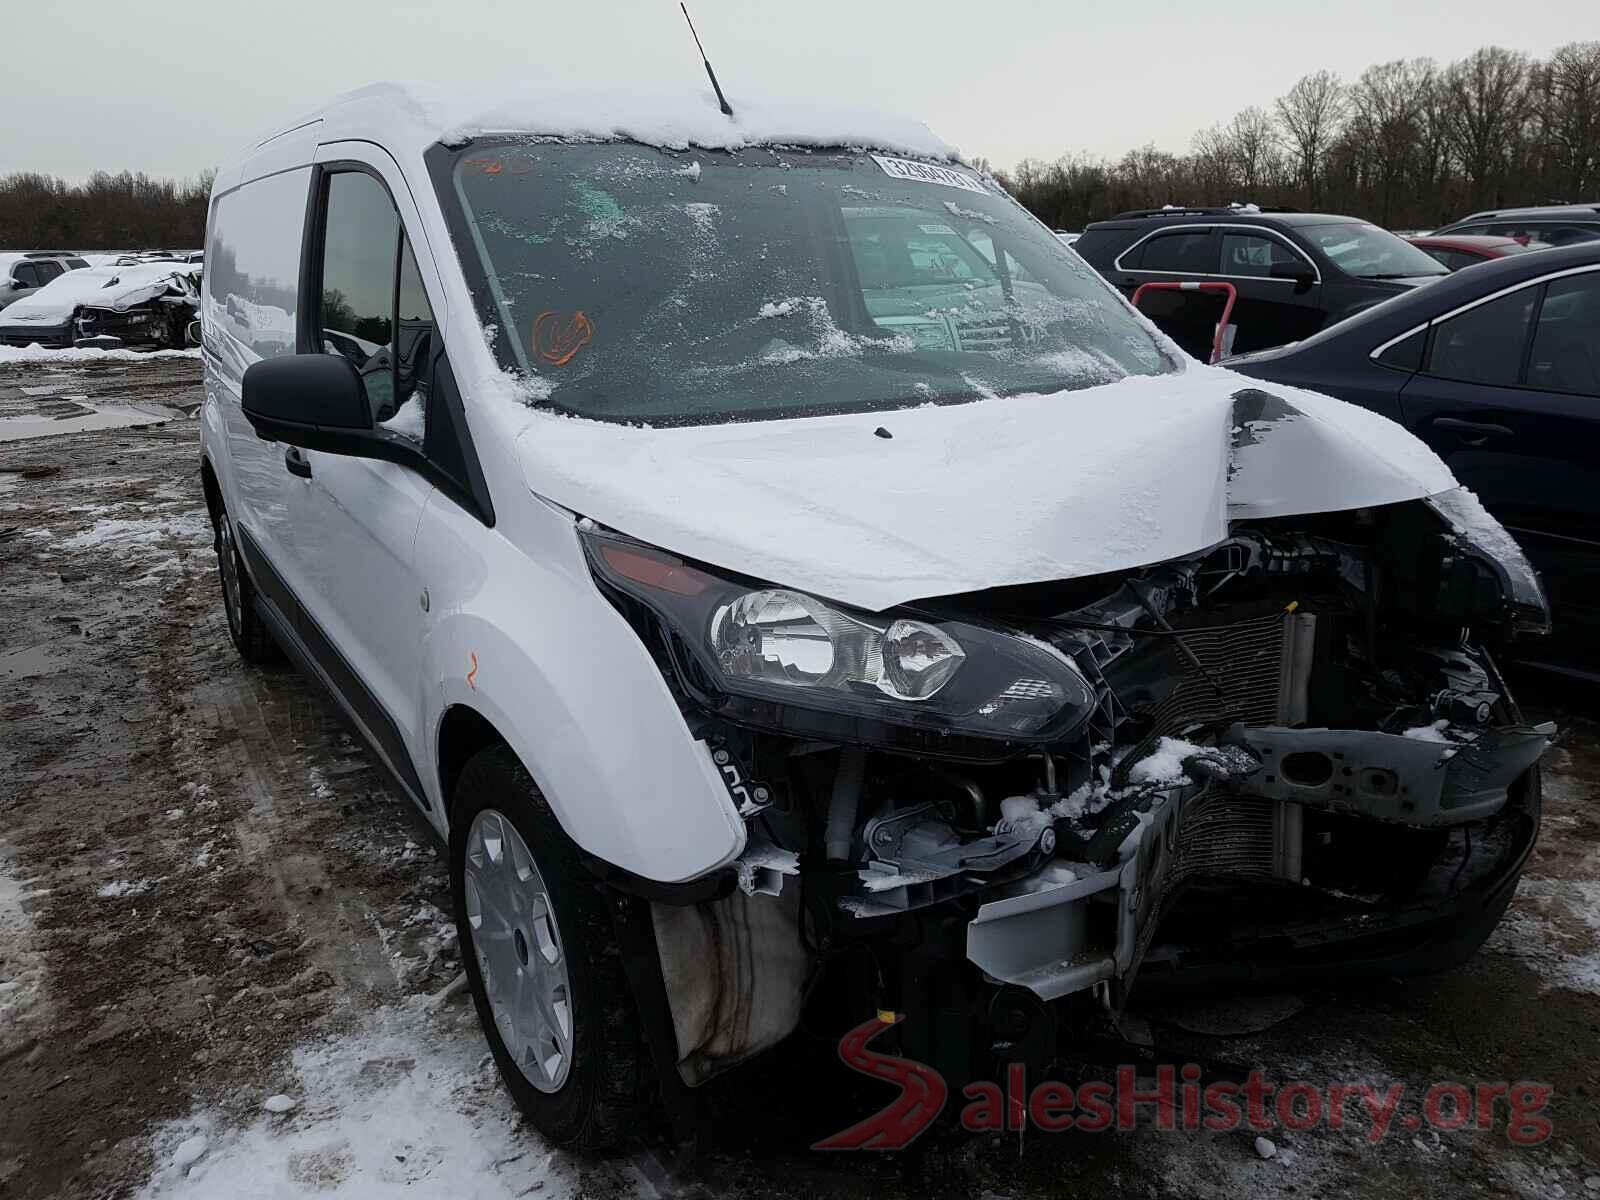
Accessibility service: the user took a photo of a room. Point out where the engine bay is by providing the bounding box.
[707,500,1552,1010]
[588,493,1555,1086]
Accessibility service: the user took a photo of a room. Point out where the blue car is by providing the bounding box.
[1227,241,1600,680]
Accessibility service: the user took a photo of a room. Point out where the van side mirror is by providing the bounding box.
[243,354,370,433]
[1269,260,1315,283]
[186,320,202,347]
[241,353,427,468]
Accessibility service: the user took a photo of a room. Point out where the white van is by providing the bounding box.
[200,83,1553,1148]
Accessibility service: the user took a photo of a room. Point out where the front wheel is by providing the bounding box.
[450,746,647,1150]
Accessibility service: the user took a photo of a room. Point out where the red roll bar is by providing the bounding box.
[1130,281,1239,364]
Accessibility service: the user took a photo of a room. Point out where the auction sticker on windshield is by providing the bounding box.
[870,156,988,194]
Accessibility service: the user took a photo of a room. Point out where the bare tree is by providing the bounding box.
[1276,71,1346,204]
[1544,41,1600,198]
[1226,106,1280,198]
[1414,69,1457,223]
[1348,59,1435,226]
[1003,43,1597,232]
[1443,47,1534,209]
[1190,123,1236,202]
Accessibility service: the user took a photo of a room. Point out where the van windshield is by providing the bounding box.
[434,141,1174,425]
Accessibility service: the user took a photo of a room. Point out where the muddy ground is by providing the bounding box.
[1,358,1598,1199]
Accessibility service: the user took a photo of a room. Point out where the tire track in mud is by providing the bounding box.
[0,389,457,1198]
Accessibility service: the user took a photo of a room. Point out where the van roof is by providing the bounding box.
[247,81,960,167]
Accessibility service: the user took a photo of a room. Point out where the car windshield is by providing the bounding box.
[1305,222,1449,280]
[434,141,1174,425]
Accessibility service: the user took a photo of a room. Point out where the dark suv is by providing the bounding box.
[1431,202,1600,249]
[1073,208,1449,357]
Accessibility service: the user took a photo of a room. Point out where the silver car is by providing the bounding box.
[0,252,90,313]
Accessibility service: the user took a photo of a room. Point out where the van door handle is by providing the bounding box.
[1431,417,1512,440]
[284,446,312,478]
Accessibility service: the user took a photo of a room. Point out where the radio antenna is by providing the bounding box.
[680,4,734,118]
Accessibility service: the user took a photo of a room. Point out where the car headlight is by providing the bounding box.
[582,528,1095,741]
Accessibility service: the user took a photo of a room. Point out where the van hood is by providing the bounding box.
[513,367,1456,611]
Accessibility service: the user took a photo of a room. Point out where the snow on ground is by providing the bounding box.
[1485,877,1600,994]
[0,345,199,364]
[60,513,211,556]
[96,879,154,898]
[137,998,634,1200]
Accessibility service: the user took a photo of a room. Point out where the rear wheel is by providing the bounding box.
[212,503,279,664]
[450,746,647,1150]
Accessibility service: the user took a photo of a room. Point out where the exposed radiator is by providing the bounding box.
[1170,792,1302,884]
[1139,610,1316,738]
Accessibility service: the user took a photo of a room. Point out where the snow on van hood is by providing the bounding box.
[510,367,1456,611]
[0,264,185,324]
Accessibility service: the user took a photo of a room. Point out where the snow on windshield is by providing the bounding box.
[439,143,1173,425]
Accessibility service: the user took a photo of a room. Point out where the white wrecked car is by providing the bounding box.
[0,262,199,349]
[197,82,1554,1148]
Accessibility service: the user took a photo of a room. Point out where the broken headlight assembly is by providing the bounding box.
[1425,486,1551,636]
[581,527,1095,742]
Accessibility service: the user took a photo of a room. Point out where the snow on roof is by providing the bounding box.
[0,264,189,323]
[0,252,75,271]
[268,80,960,163]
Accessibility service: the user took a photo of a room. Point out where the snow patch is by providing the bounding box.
[137,1000,604,1198]
[98,879,153,898]
[943,199,995,225]
[0,345,199,365]
[1127,737,1208,785]
[684,201,720,237]
[1403,719,1452,743]
[756,297,803,319]
[380,396,425,442]
[60,513,210,556]
[1486,877,1600,993]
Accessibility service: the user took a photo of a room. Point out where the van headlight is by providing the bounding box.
[582,528,1094,740]
[1426,487,1551,636]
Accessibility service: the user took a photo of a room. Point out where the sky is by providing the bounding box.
[4,0,1594,182]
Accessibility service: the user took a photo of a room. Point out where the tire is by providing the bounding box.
[211,502,280,664]
[450,745,646,1150]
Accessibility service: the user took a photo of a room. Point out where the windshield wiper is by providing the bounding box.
[1363,271,1436,279]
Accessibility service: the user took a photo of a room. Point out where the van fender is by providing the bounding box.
[415,496,747,885]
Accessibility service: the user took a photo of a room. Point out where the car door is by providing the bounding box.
[285,146,443,802]
[1217,230,1323,354]
[1114,226,1222,359]
[1398,266,1600,669]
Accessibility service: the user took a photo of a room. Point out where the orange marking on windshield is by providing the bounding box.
[532,310,594,367]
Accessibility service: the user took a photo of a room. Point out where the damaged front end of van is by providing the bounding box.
[429,132,1553,1103]
[575,408,1552,1096]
